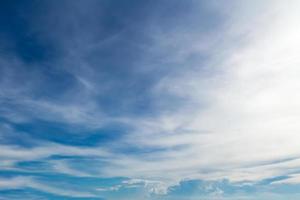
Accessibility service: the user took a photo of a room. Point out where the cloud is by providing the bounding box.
[99,0,300,184]
[0,143,110,172]
[0,176,96,198]
[272,174,300,185]
[3,0,300,184]
[1,0,300,199]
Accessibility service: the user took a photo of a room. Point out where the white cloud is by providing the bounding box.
[96,185,122,192]
[97,0,300,186]
[272,174,300,185]
[0,176,96,197]
[2,0,300,195]
[0,143,110,167]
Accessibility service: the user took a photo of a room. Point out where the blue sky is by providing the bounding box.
[1,0,300,199]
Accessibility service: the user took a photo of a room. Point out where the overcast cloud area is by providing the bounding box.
[1,0,300,199]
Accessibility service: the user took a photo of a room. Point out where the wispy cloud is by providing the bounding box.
[0,176,96,198]
[1,0,300,199]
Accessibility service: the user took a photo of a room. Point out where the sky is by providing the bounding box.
[1,0,300,199]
